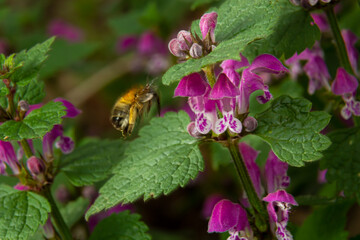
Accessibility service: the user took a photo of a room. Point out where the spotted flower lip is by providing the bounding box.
[208,199,248,233]
[174,73,210,97]
[331,67,358,95]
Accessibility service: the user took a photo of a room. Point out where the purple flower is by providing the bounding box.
[174,73,210,97]
[214,98,242,134]
[208,199,252,240]
[27,156,45,177]
[47,19,84,43]
[342,30,359,76]
[138,31,167,56]
[0,141,20,175]
[263,190,298,240]
[116,36,138,53]
[54,98,82,118]
[265,151,290,194]
[318,169,327,184]
[311,13,329,32]
[221,55,250,86]
[331,67,360,120]
[285,42,331,94]
[239,143,263,198]
[14,184,31,191]
[43,125,75,162]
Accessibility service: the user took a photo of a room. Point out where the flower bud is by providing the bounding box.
[18,100,29,112]
[168,38,186,58]
[43,216,55,239]
[243,116,258,132]
[177,30,192,51]
[189,43,203,58]
[55,136,75,154]
[27,156,45,176]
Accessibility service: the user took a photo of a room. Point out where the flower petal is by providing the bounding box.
[168,38,185,57]
[239,143,263,197]
[43,125,63,162]
[55,136,75,154]
[54,98,81,118]
[263,189,298,206]
[199,12,218,42]
[196,112,212,134]
[249,54,288,75]
[228,114,242,134]
[202,194,223,219]
[331,67,358,95]
[174,73,210,97]
[209,73,240,99]
[0,141,19,175]
[208,199,247,233]
[265,151,289,193]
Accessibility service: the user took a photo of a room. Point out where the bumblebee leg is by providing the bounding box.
[127,105,138,135]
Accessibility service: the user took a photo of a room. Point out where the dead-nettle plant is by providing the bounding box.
[0,0,359,239]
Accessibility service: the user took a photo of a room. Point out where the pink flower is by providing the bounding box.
[0,141,20,175]
[47,19,84,43]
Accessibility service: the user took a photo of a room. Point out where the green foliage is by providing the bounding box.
[15,78,45,104]
[0,185,50,240]
[108,11,146,36]
[321,127,360,200]
[60,139,128,186]
[0,54,23,79]
[295,201,352,240]
[11,37,55,86]
[0,101,66,141]
[89,211,151,240]
[40,39,99,78]
[162,0,320,85]
[254,95,331,167]
[60,197,90,228]
[85,111,203,219]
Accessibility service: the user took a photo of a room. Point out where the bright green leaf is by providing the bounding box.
[321,127,360,200]
[60,139,128,186]
[162,0,319,85]
[0,101,66,141]
[15,78,45,104]
[295,201,352,240]
[11,37,55,86]
[89,211,151,240]
[86,111,203,219]
[254,95,331,167]
[40,39,99,78]
[0,185,51,240]
[60,197,89,228]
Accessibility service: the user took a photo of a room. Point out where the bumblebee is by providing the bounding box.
[110,84,159,137]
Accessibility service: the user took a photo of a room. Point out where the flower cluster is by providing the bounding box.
[0,98,81,191]
[170,12,288,138]
[207,143,297,240]
[289,0,332,9]
[286,13,360,120]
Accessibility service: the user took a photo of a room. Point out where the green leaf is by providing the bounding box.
[254,95,331,167]
[60,197,89,228]
[0,184,51,240]
[15,78,45,104]
[108,11,145,36]
[295,201,352,240]
[321,127,360,200]
[89,211,151,240]
[11,37,55,86]
[60,139,128,186]
[0,101,66,141]
[85,111,203,219]
[162,0,319,85]
[39,39,99,78]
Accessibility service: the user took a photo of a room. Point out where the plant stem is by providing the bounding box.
[20,139,33,158]
[43,186,72,240]
[227,137,268,232]
[203,65,216,87]
[325,6,355,76]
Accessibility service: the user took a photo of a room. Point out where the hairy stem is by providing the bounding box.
[20,139,33,158]
[43,187,72,240]
[325,6,354,76]
[227,137,268,232]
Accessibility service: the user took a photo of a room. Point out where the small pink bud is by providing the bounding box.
[177,30,192,51]
[189,43,203,58]
[243,116,258,132]
[43,216,55,239]
[168,38,186,57]
[27,156,45,176]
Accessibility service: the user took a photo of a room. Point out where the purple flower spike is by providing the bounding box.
[331,67,358,95]
[174,73,209,97]
[199,12,218,42]
[265,151,289,193]
[342,30,359,75]
[239,143,263,198]
[55,136,75,154]
[208,199,248,233]
[54,98,81,118]
[249,54,288,75]
[209,73,240,99]
[0,141,20,175]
